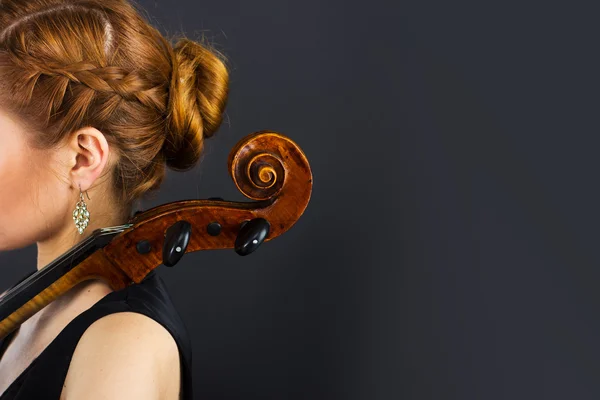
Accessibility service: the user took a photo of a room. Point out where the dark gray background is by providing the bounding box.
[1,0,599,399]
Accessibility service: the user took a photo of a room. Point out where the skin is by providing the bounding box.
[0,108,181,399]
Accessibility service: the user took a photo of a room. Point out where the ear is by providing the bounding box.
[68,127,111,192]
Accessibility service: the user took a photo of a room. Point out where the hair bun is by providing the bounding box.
[163,37,229,170]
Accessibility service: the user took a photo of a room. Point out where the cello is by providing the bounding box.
[0,130,313,340]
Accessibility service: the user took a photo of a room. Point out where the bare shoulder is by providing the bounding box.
[61,312,181,400]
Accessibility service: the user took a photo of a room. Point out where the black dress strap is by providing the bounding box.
[0,269,193,400]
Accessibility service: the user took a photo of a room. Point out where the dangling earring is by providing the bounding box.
[73,185,90,235]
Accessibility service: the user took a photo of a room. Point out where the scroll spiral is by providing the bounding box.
[228,131,295,201]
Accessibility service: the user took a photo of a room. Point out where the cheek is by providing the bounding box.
[0,141,34,249]
[0,146,71,251]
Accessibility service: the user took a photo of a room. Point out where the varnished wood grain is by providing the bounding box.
[0,131,313,340]
[0,251,130,339]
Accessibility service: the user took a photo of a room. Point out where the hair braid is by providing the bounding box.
[0,0,229,208]
[11,56,168,112]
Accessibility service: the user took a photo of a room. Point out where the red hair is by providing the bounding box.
[0,0,229,207]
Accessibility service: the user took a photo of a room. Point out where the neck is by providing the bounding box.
[28,209,129,334]
[36,210,129,271]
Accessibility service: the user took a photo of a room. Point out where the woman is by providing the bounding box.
[0,0,229,398]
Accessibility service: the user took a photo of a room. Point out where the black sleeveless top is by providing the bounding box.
[0,269,193,400]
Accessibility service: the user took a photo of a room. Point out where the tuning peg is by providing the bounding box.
[234,218,270,256]
[162,220,192,267]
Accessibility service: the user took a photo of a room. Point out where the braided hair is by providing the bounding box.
[0,0,229,206]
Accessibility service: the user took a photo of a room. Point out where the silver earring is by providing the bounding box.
[73,186,90,235]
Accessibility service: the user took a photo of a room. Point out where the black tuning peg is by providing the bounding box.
[162,220,192,267]
[235,218,271,256]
